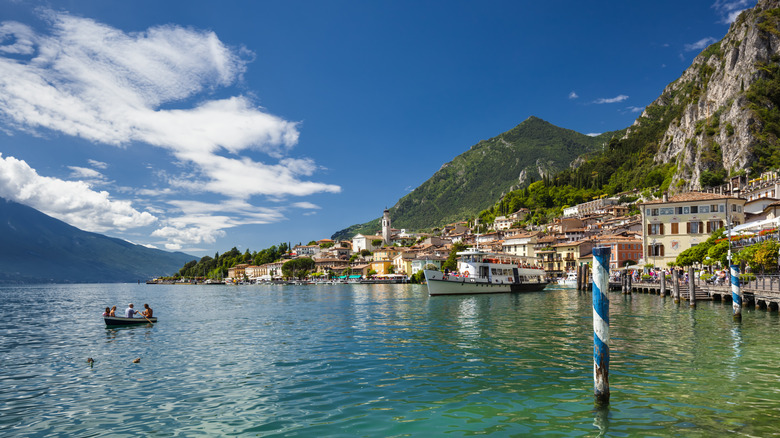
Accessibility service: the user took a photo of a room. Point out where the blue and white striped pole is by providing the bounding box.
[731,264,741,321]
[592,246,611,406]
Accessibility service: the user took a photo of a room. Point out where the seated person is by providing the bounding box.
[109,306,117,317]
[141,303,153,318]
[102,307,111,316]
[125,303,137,318]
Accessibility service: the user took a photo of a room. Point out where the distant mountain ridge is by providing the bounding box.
[0,198,195,283]
[332,117,616,239]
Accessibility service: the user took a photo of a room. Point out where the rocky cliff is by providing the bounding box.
[646,0,780,191]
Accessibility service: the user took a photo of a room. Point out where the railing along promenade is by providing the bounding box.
[616,274,780,310]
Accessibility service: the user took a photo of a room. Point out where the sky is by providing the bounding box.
[0,0,758,258]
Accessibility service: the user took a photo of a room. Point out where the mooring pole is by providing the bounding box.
[592,246,611,406]
[688,266,696,307]
[731,264,742,321]
[660,270,667,296]
[673,269,680,303]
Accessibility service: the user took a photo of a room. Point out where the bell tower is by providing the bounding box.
[382,208,391,245]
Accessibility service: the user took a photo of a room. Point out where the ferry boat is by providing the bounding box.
[423,248,548,295]
[556,270,578,287]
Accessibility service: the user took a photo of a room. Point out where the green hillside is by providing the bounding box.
[332,117,616,239]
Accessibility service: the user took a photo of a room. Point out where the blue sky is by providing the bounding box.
[0,0,756,257]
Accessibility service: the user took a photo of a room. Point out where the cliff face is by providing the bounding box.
[646,0,780,191]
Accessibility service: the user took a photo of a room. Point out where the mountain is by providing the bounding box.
[564,0,780,195]
[332,117,616,239]
[0,198,195,283]
[651,0,780,190]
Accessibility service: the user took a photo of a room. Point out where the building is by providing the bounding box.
[352,234,384,253]
[502,232,539,265]
[382,208,392,245]
[640,192,745,268]
[595,236,644,271]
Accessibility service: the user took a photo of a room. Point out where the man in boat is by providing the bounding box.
[141,303,153,318]
[125,303,137,318]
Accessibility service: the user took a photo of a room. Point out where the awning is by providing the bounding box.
[732,217,780,234]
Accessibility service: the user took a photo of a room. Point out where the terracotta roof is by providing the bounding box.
[641,192,739,205]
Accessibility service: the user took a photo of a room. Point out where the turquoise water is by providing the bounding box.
[1,283,779,437]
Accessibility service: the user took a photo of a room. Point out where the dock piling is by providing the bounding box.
[592,247,611,406]
[731,264,742,321]
[673,269,680,303]
[688,266,696,307]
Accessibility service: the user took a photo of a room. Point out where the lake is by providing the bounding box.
[1,283,779,437]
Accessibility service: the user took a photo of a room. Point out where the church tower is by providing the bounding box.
[382,208,391,245]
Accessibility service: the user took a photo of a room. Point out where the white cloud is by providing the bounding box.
[88,159,108,169]
[292,202,321,209]
[0,11,341,200]
[713,0,755,23]
[586,133,601,137]
[568,91,578,99]
[0,10,342,250]
[0,154,156,231]
[593,95,629,104]
[67,166,103,179]
[684,37,718,52]
[627,106,645,113]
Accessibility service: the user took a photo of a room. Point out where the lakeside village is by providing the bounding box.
[151,171,780,285]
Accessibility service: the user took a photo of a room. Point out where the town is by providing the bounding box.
[161,171,780,285]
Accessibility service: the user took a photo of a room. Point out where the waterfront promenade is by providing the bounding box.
[621,275,780,310]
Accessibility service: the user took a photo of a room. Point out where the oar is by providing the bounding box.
[141,313,154,324]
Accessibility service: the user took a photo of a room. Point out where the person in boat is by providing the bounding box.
[102,307,111,316]
[141,303,153,318]
[125,303,137,318]
[109,306,117,317]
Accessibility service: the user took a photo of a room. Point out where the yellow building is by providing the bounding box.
[640,192,745,268]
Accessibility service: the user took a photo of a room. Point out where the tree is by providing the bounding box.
[372,239,383,247]
[442,242,467,271]
[281,257,315,279]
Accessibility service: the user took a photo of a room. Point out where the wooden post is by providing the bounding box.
[592,247,611,406]
[621,271,626,294]
[627,270,632,293]
[673,269,680,303]
[688,266,696,307]
[660,270,667,296]
[731,264,742,321]
[576,264,582,291]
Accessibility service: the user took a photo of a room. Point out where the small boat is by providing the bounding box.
[423,248,548,296]
[104,316,157,326]
[557,270,578,287]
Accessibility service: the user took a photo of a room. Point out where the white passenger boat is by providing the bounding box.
[423,248,548,296]
[557,270,578,287]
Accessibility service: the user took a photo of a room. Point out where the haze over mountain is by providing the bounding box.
[0,198,195,284]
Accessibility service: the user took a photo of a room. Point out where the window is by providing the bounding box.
[671,222,679,234]
[683,206,690,214]
[719,205,725,212]
[711,204,718,212]
[660,207,674,215]
[707,220,723,233]
[675,207,683,215]
[687,221,704,234]
[647,244,664,257]
[648,224,664,235]
[690,206,699,214]
[699,205,709,213]
[651,208,659,216]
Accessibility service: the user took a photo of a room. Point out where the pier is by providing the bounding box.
[608,274,780,310]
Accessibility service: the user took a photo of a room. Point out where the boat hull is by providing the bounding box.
[104,316,157,326]
[424,270,548,296]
